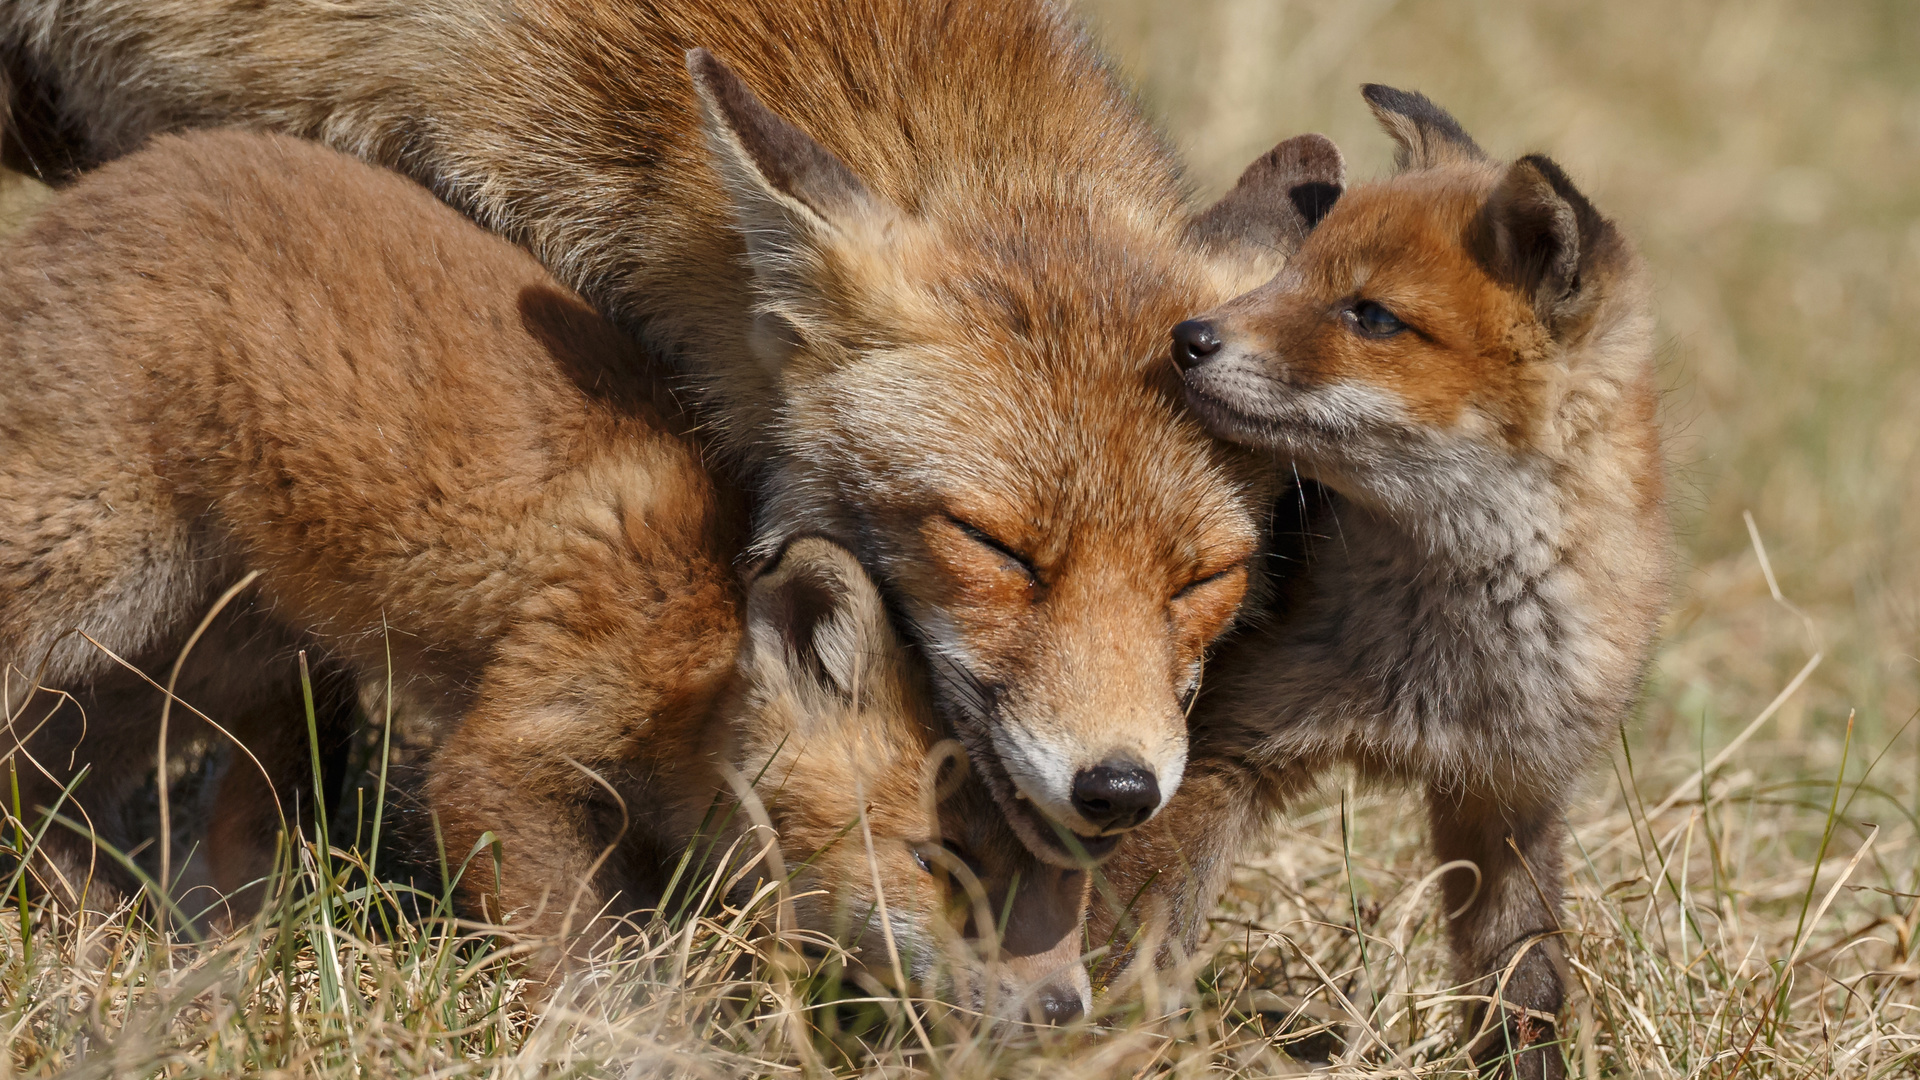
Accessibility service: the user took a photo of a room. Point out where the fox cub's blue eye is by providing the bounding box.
[1349,301,1406,338]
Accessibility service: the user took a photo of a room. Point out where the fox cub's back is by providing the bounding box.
[1,128,724,681]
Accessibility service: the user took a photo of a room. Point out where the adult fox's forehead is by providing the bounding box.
[844,344,1260,551]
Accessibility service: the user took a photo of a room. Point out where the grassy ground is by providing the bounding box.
[4,0,1919,1074]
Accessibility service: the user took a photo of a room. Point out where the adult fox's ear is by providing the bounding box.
[744,536,903,712]
[1190,133,1346,257]
[1473,153,1624,330]
[687,49,904,346]
[1362,84,1485,170]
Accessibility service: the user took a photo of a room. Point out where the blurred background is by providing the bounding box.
[1079,0,1920,807]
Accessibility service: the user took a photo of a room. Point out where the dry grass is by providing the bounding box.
[4,0,1919,1074]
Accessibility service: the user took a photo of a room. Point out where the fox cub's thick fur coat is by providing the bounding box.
[1101,87,1671,1077]
[0,130,1089,1020]
[0,0,1348,863]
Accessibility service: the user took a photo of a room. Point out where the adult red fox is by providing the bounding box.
[0,130,1089,1021]
[1098,87,1671,1076]
[0,0,1350,862]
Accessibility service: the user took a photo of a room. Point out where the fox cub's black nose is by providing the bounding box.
[1071,762,1160,832]
[1171,320,1222,370]
[1032,982,1086,1025]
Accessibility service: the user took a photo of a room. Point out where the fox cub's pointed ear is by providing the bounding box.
[744,536,901,710]
[688,50,902,298]
[1190,133,1346,256]
[1473,154,1623,329]
[1362,84,1485,170]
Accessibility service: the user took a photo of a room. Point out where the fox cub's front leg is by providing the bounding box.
[428,688,658,965]
[1428,788,1569,1080]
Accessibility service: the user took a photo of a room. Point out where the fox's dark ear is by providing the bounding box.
[1362,84,1485,170]
[687,49,903,328]
[1190,133,1346,256]
[1473,154,1621,327]
[744,536,900,707]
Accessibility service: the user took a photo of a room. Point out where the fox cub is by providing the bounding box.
[1104,87,1671,1076]
[0,129,1088,1021]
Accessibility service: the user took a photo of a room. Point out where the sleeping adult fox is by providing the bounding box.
[0,0,1348,862]
[1100,87,1671,1076]
[0,129,1089,1021]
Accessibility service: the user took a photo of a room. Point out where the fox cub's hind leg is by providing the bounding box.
[0,500,213,910]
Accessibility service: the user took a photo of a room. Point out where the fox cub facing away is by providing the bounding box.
[0,130,1089,1021]
[1102,87,1671,1075]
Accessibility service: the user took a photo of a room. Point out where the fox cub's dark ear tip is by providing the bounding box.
[1190,132,1346,253]
[1515,154,1601,216]
[1361,83,1485,169]
[1359,83,1409,109]
[1510,153,1615,248]
[1475,151,1630,324]
[1272,133,1346,184]
[1360,83,1451,124]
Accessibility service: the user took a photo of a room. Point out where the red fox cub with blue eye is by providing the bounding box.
[1101,86,1671,1078]
[0,129,1089,1023]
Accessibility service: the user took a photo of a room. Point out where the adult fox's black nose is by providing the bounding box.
[1071,762,1160,833]
[1031,982,1086,1025]
[1170,319,1222,370]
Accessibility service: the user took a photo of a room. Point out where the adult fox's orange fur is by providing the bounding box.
[1100,87,1671,1076]
[0,130,1090,1021]
[0,0,1353,863]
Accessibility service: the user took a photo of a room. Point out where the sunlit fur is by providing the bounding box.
[0,131,1087,1020]
[0,0,1295,861]
[1100,90,1671,1078]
